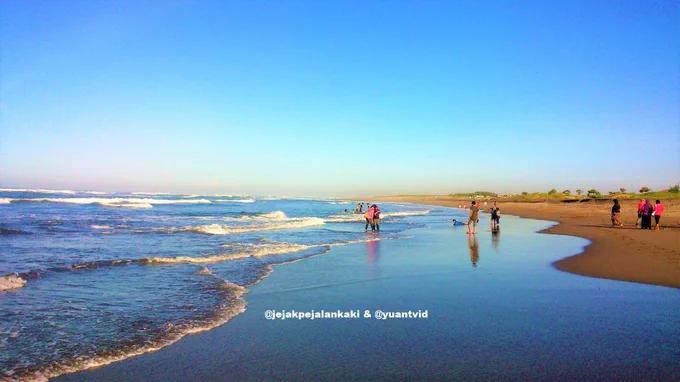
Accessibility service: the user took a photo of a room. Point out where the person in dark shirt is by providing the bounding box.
[467,201,479,235]
[611,199,623,227]
[490,201,500,232]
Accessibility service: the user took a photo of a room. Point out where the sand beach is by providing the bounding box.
[363,197,680,289]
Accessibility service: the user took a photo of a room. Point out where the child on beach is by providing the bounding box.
[490,201,500,231]
[452,219,467,226]
[654,200,664,231]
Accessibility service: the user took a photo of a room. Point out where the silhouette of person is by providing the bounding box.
[491,229,500,250]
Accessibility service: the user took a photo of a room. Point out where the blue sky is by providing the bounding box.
[1,0,678,196]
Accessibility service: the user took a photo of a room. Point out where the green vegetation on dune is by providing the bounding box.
[369,184,680,202]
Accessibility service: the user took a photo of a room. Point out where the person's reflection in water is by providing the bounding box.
[468,235,479,268]
[366,239,381,277]
[491,229,500,250]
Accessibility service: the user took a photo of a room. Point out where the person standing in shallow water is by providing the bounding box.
[490,201,500,232]
[372,204,381,232]
[364,204,375,232]
[611,199,623,227]
[467,201,479,235]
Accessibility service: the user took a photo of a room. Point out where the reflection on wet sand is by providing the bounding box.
[468,235,479,267]
[366,238,381,276]
[491,230,500,250]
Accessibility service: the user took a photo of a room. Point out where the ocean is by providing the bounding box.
[0,189,438,380]
[3,190,679,381]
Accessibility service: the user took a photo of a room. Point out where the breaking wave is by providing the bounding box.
[2,198,212,209]
[183,217,325,235]
[0,273,27,291]
[144,242,312,264]
[215,198,255,203]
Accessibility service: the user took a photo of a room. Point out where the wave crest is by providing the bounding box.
[1,273,27,291]
[4,198,212,209]
[183,217,324,235]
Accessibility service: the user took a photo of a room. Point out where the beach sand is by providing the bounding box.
[363,197,680,289]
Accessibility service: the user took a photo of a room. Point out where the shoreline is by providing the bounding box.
[359,196,680,289]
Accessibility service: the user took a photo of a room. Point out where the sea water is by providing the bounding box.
[0,190,432,380]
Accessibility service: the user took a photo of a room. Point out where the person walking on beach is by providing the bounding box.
[467,201,479,235]
[364,204,375,232]
[654,200,664,231]
[611,199,623,227]
[490,201,500,232]
[640,199,654,229]
[372,204,381,232]
[635,198,644,227]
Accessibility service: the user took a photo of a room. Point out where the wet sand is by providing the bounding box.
[362,197,680,289]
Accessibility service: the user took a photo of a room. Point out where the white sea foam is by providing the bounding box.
[144,242,311,264]
[91,225,113,230]
[0,273,27,291]
[222,211,288,221]
[5,198,212,209]
[0,188,77,194]
[33,280,248,381]
[195,266,214,275]
[324,213,366,223]
[383,210,431,217]
[130,192,173,195]
[0,198,11,204]
[215,198,255,203]
[183,217,324,235]
[183,194,200,198]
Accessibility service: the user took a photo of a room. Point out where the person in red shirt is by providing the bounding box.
[654,200,664,231]
[364,205,375,232]
[635,198,644,227]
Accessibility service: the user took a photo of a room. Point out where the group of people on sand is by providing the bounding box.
[452,201,501,235]
[611,198,664,230]
[364,204,381,232]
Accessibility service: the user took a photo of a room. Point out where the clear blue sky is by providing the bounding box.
[1,0,678,196]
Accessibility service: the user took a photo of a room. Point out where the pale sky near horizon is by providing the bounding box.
[1,0,678,197]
